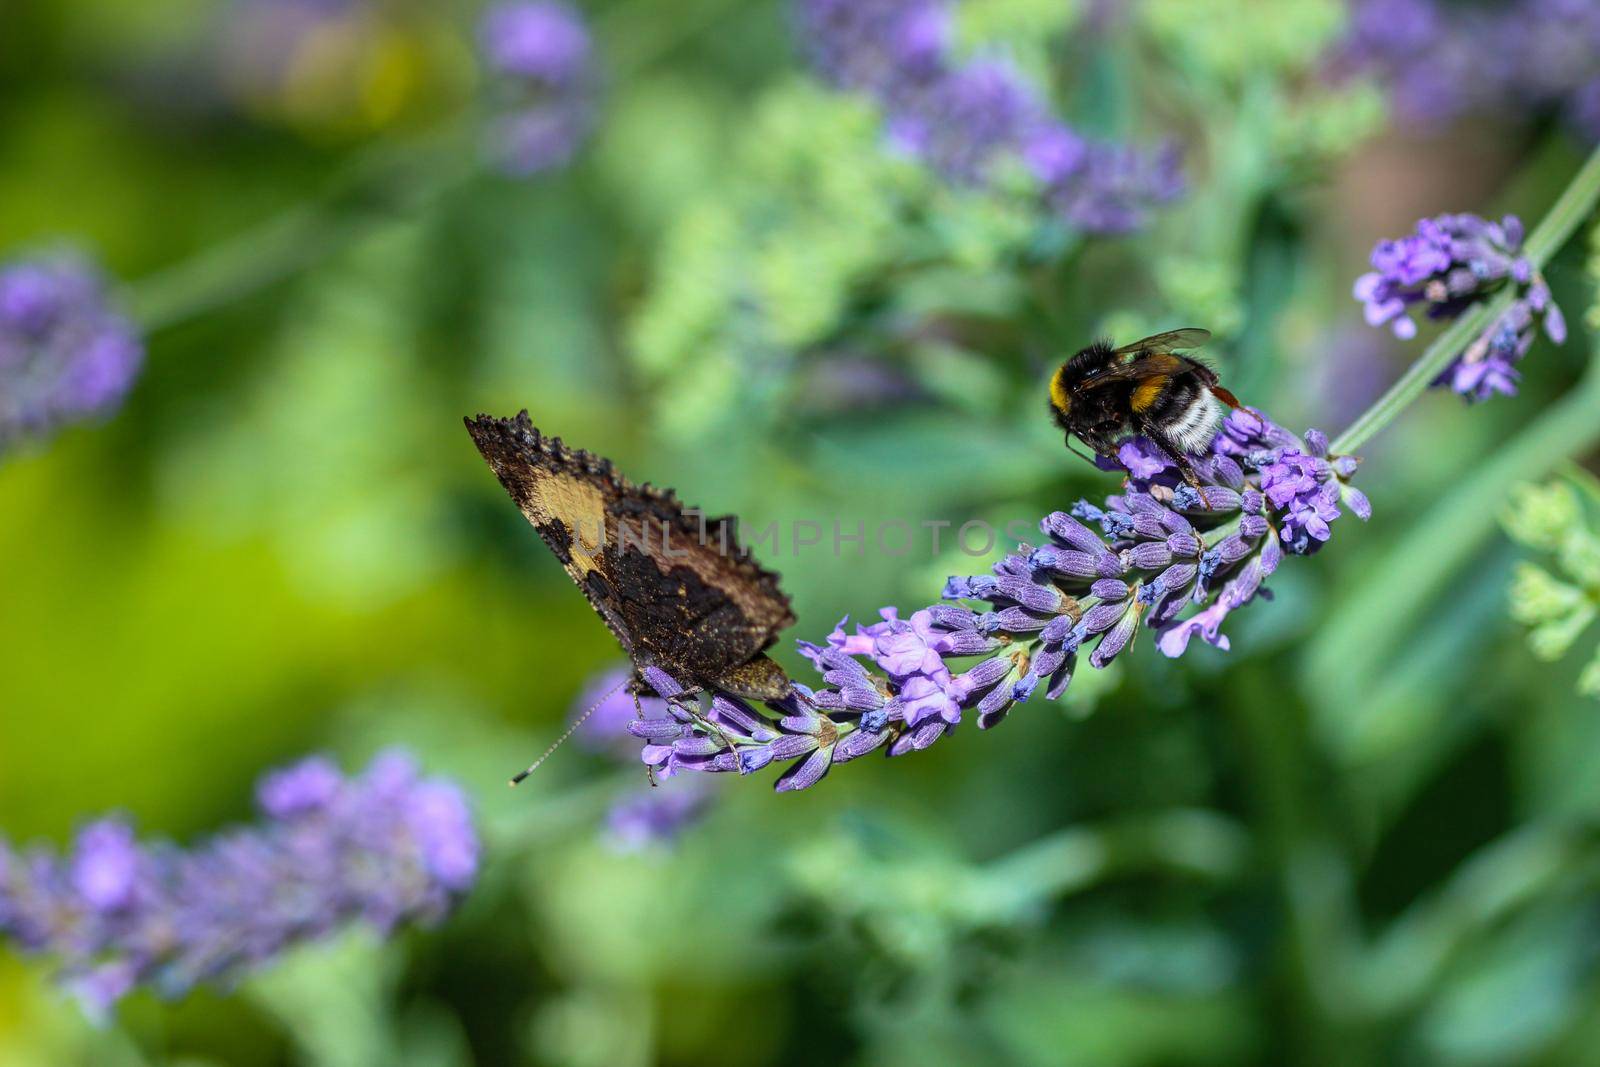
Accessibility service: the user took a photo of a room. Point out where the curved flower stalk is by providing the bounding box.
[1353,213,1567,401]
[795,0,1182,234]
[629,409,1367,791]
[0,751,478,1018]
[478,1,597,176]
[0,254,144,450]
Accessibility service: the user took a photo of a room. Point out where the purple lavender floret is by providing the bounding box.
[0,751,478,1018]
[819,608,979,730]
[478,1,596,176]
[0,254,143,449]
[795,0,1181,234]
[1352,213,1565,401]
[626,408,1364,791]
[631,665,892,792]
[1260,446,1341,554]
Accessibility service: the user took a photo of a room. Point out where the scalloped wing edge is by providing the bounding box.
[463,411,793,621]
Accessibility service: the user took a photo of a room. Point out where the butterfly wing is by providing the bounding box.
[465,412,796,697]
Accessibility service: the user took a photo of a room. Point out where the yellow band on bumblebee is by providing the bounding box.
[1049,368,1071,413]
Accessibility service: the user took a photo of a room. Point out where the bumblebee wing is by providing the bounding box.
[1112,328,1211,357]
[1078,352,1182,391]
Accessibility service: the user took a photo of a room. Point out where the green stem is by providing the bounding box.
[1331,142,1600,456]
[125,124,477,332]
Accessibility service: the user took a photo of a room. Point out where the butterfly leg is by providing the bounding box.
[672,694,745,770]
[1176,456,1207,497]
[636,689,659,788]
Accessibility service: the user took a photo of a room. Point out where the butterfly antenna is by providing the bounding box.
[510,677,627,786]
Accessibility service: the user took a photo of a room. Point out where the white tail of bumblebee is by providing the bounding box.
[509,677,627,785]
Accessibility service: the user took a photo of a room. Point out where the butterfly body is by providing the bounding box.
[465,412,795,702]
[1048,328,1240,474]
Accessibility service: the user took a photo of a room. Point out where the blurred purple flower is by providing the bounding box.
[214,0,365,111]
[405,781,480,891]
[0,254,143,449]
[69,823,142,913]
[1571,78,1600,141]
[604,782,714,851]
[799,0,950,96]
[256,754,343,817]
[1332,0,1600,142]
[0,751,478,1017]
[572,664,666,752]
[572,663,719,844]
[1352,212,1565,401]
[627,409,1364,790]
[479,1,597,176]
[1307,326,1393,428]
[795,0,1181,234]
[482,0,592,86]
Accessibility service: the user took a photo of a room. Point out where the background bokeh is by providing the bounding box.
[4,0,1600,1064]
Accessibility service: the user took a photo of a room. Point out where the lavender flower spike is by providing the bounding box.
[479,1,597,177]
[0,751,478,1018]
[1353,213,1566,401]
[627,408,1365,792]
[0,254,144,449]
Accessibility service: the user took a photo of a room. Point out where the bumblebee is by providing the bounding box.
[1048,327,1241,481]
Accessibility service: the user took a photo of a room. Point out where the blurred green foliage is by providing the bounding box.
[1504,470,1600,693]
[5,1,1600,1066]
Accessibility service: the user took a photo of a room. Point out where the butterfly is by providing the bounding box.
[465,412,796,709]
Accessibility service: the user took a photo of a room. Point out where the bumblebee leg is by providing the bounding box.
[1062,437,1101,470]
[1177,459,1209,505]
[1140,424,1211,508]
